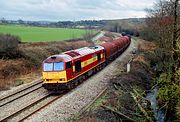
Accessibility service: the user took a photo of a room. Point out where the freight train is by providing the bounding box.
[42,35,131,91]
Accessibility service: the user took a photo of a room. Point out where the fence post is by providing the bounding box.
[127,63,130,73]
[127,57,134,73]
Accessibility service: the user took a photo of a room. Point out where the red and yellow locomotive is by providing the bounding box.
[42,36,131,91]
[42,45,105,90]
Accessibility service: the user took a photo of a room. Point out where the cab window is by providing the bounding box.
[44,63,53,71]
[54,62,64,71]
[66,62,72,69]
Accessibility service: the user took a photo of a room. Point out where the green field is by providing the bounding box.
[0,24,95,42]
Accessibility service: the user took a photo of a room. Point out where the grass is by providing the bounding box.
[0,24,96,42]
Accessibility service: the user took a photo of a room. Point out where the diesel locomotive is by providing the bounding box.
[42,35,131,91]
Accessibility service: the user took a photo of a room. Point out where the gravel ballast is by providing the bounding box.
[0,87,48,121]
[25,39,138,122]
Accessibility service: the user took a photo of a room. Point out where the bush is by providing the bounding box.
[0,64,22,79]
[157,73,180,112]
[0,34,21,59]
[21,47,48,68]
[139,28,157,41]
[45,45,62,55]
[143,51,158,68]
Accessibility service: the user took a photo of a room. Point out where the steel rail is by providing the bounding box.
[0,80,43,101]
[0,93,50,122]
[0,85,42,107]
[19,94,63,122]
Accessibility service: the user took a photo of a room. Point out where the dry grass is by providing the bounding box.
[104,31,116,38]
[20,40,91,49]
[0,59,25,70]
[15,70,41,84]
[0,58,31,90]
[138,39,156,52]
[133,55,146,64]
[98,36,113,42]
[0,59,27,79]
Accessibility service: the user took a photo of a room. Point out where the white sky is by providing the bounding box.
[0,0,157,21]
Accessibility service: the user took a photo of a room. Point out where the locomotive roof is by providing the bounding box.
[44,46,104,63]
[44,54,72,63]
[75,47,95,56]
[88,45,104,51]
[65,46,104,57]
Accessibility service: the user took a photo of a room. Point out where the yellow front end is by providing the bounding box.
[43,71,67,83]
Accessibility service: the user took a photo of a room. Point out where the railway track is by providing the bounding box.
[0,75,99,122]
[19,94,62,122]
[0,80,43,108]
[0,92,63,122]
[0,78,66,122]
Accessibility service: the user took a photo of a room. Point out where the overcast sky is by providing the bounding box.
[0,0,157,21]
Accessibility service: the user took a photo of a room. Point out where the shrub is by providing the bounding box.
[44,45,62,55]
[157,73,180,112]
[20,47,48,68]
[139,28,157,41]
[144,52,157,65]
[0,34,21,59]
[0,64,22,79]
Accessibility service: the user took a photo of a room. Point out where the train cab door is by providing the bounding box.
[74,60,81,74]
[66,61,73,79]
[97,52,101,63]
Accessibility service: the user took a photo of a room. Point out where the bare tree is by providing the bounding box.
[145,0,179,73]
[145,1,180,120]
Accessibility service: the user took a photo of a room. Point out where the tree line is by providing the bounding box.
[0,18,106,29]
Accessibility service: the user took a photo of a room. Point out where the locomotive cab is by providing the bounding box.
[43,61,67,83]
[42,54,73,90]
[42,46,106,91]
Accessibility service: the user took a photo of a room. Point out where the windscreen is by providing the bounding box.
[54,62,64,71]
[43,62,64,71]
[44,63,53,71]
